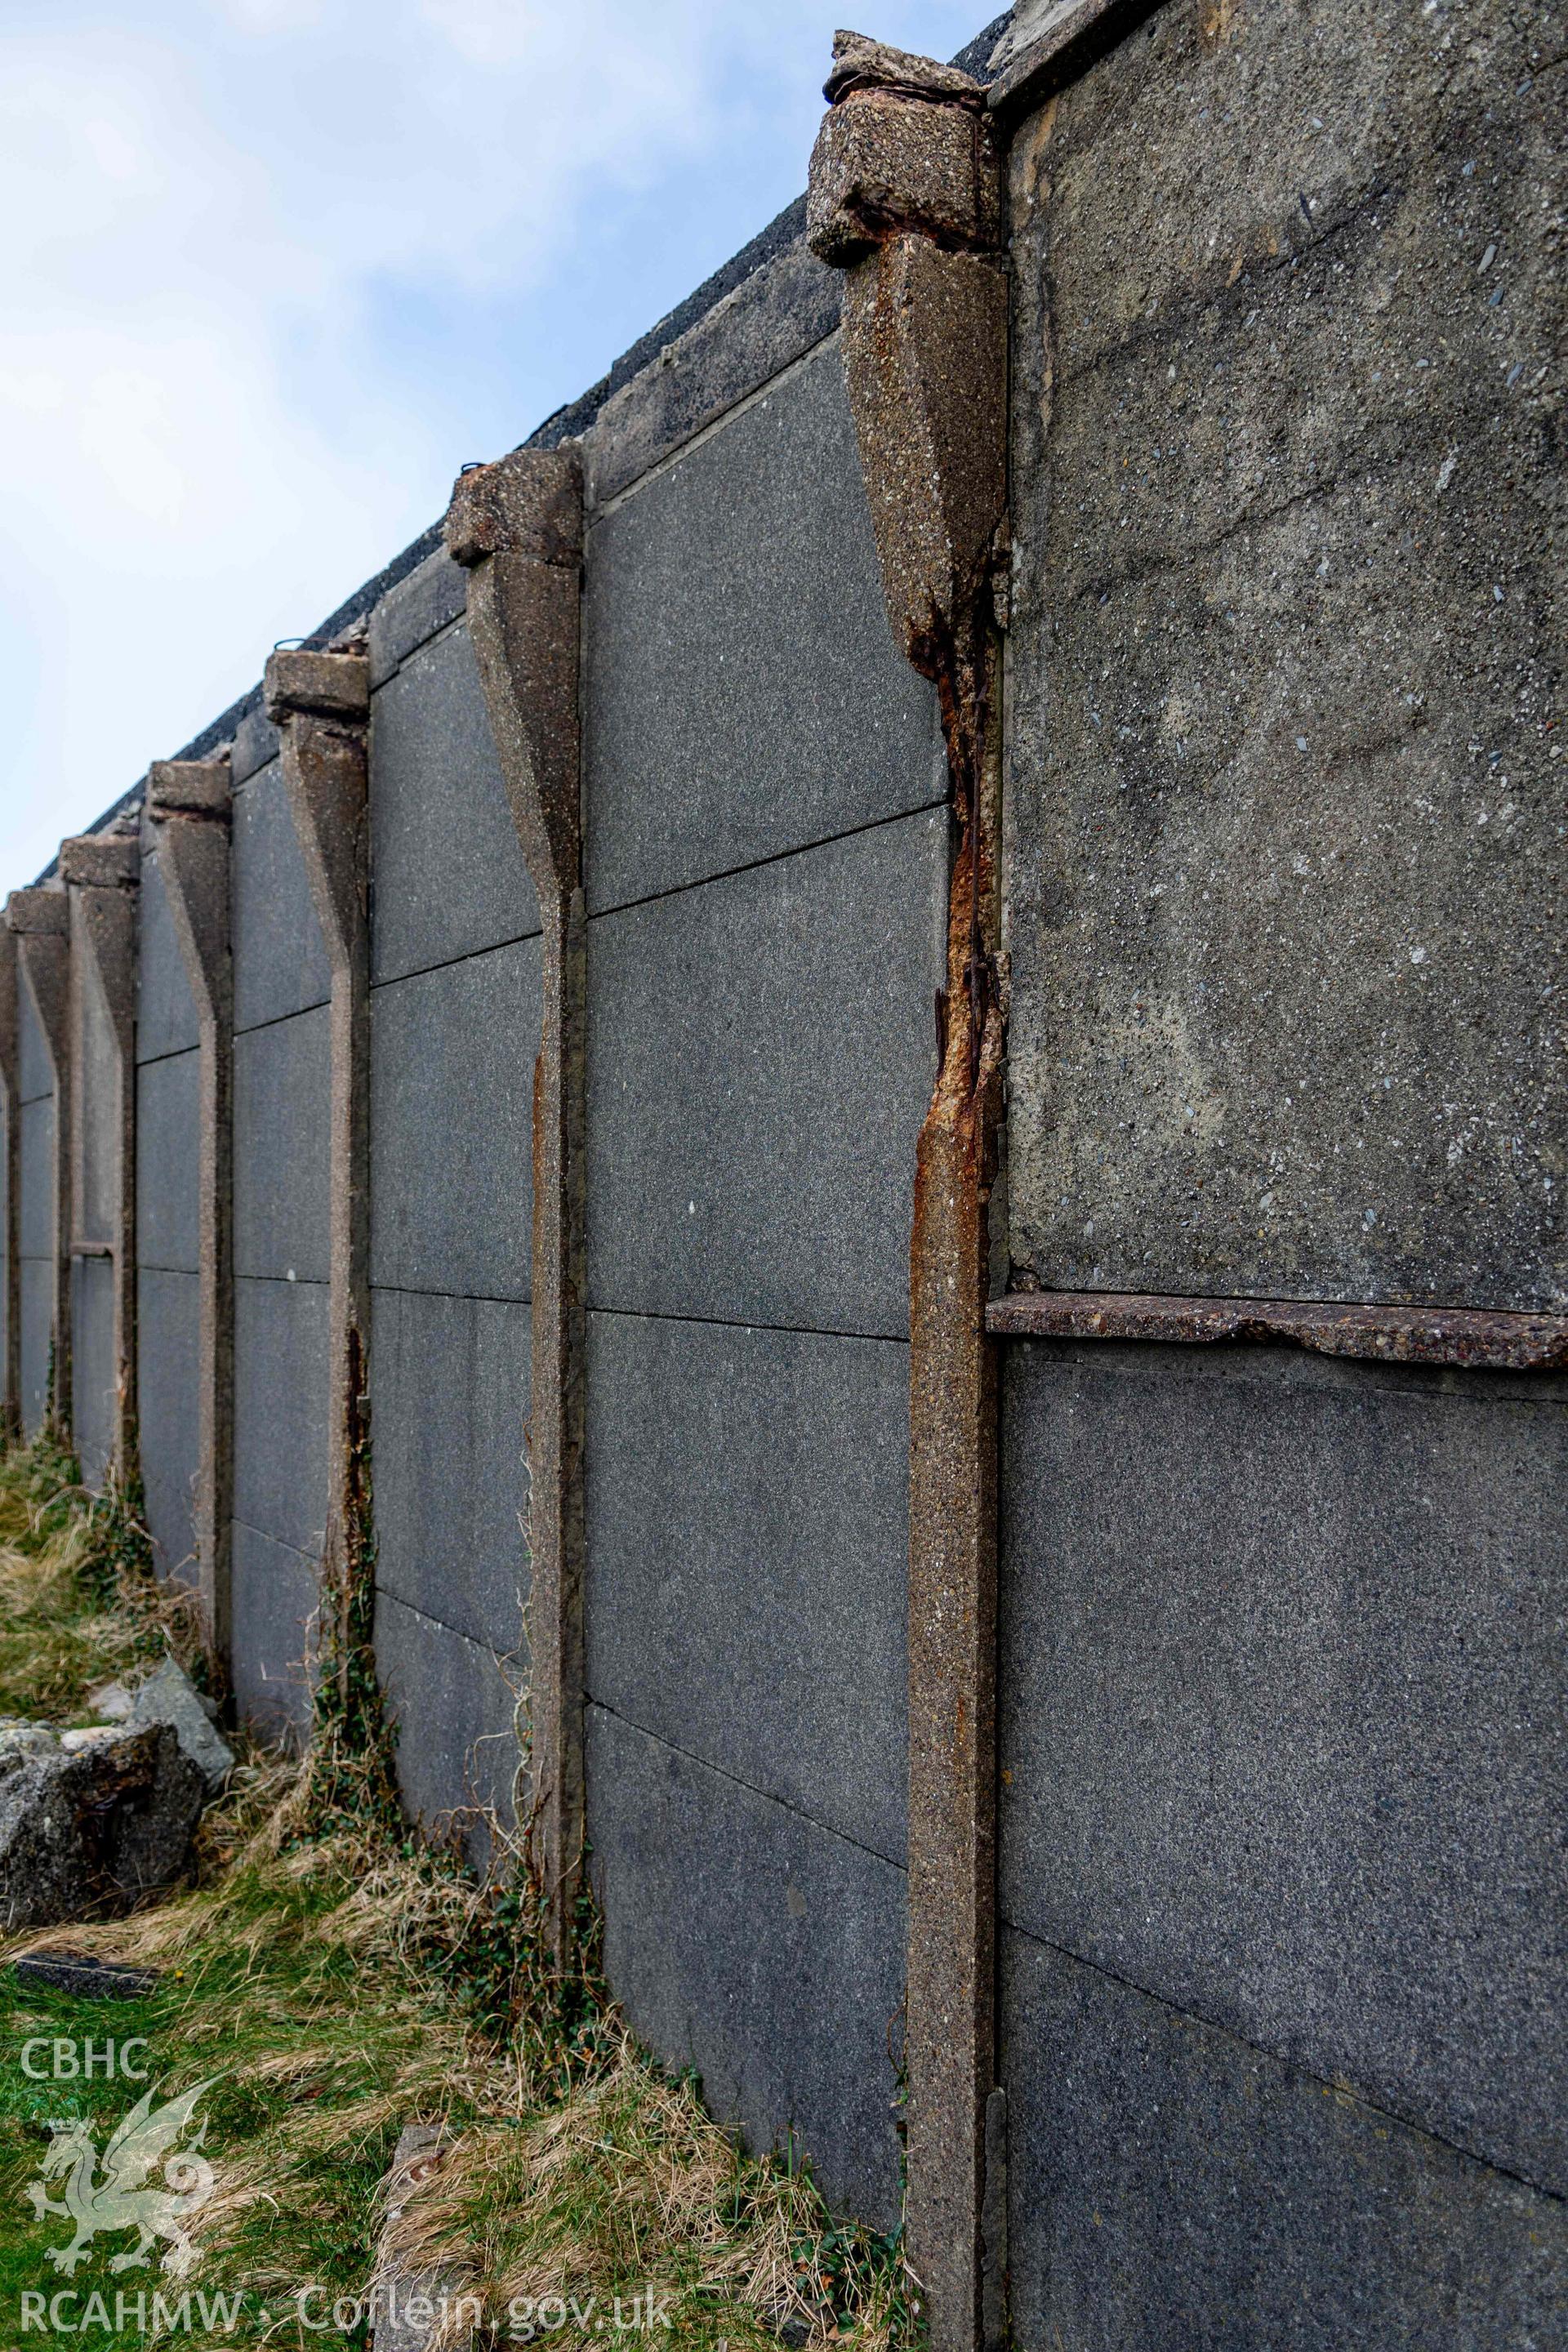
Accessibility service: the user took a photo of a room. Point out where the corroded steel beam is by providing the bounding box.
[147,758,234,1653]
[810,33,1010,2352]
[445,448,586,1957]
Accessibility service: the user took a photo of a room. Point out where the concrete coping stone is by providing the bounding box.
[5,888,69,935]
[263,648,371,724]
[60,835,140,888]
[148,758,233,819]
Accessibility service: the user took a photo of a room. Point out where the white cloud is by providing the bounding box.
[0,0,989,882]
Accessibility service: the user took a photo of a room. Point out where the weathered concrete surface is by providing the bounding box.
[233,1276,329,1560]
[375,1592,519,1836]
[134,853,200,1065]
[1000,1339,1568,2195]
[1001,1927,1568,2352]
[230,1521,316,1737]
[1004,0,1565,1309]
[19,1258,52,1435]
[369,1288,531,1657]
[586,1704,906,2229]
[136,1051,201,1273]
[586,812,946,1336]
[368,942,539,1299]
[586,237,843,509]
[232,760,331,1030]
[234,1009,332,1281]
[137,1265,201,1579]
[0,1726,204,1931]
[585,1311,907,1864]
[128,1657,234,1793]
[369,623,539,983]
[584,342,943,914]
[69,1254,115,1489]
[368,548,467,687]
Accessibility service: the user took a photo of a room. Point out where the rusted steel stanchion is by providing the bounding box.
[146,757,234,1655]
[809,33,1010,2352]
[444,449,586,1963]
[7,887,74,1441]
[263,649,372,1681]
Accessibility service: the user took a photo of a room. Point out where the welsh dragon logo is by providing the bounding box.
[24,2078,219,2278]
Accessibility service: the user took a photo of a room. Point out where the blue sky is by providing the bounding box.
[1,0,994,885]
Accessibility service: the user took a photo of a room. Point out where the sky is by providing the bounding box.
[0,0,996,887]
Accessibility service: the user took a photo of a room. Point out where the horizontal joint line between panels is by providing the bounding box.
[586,1303,908,1348]
[586,795,951,925]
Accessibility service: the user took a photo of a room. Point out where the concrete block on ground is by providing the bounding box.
[137,1266,201,1581]
[586,813,945,1335]
[234,1007,331,1281]
[20,1260,52,1437]
[232,759,330,1031]
[136,853,200,1066]
[369,621,539,984]
[1000,1341,1568,2193]
[370,1287,531,1659]
[69,1254,115,1490]
[1001,1927,1568,2352]
[234,1275,329,1559]
[586,1311,906,1863]
[376,1592,519,1840]
[368,546,469,688]
[585,341,942,913]
[586,1704,906,2227]
[136,1050,201,1273]
[369,941,539,1300]
[18,1097,55,1260]
[231,1520,317,1740]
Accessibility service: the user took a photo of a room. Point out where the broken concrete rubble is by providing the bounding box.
[127,1656,234,1793]
[0,1724,204,1932]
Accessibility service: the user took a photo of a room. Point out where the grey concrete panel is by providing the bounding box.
[586,1312,906,1863]
[233,1007,331,1282]
[69,1254,115,1490]
[1002,1928,1568,2352]
[233,1275,330,1559]
[368,547,467,688]
[19,1095,56,1262]
[1004,0,1565,1309]
[586,813,945,1335]
[137,1265,200,1582]
[999,1341,1568,2194]
[136,1051,201,1274]
[18,976,51,1106]
[369,621,540,983]
[20,1258,51,1437]
[231,702,279,786]
[136,852,200,1065]
[370,1286,531,1659]
[587,236,842,508]
[586,1705,905,2227]
[369,941,539,1300]
[232,760,330,1031]
[585,341,944,913]
[376,1592,519,1836]
[76,956,119,1253]
[232,1521,316,1740]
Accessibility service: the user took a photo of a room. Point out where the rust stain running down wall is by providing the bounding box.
[810,31,1009,2351]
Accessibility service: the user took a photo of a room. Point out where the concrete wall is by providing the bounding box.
[366,554,538,1834]
[229,715,330,1734]
[996,0,1566,2340]
[8,2,1561,2336]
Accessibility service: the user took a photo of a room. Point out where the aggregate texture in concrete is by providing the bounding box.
[375,1592,519,1838]
[232,760,331,1032]
[136,1053,202,1275]
[233,1009,332,1283]
[135,853,201,1067]
[136,1265,201,1580]
[69,1255,116,1490]
[233,1276,329,1563]
[230,1521,317,1737]
[1003,0,1565,1310]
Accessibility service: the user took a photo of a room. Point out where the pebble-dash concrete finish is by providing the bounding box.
[1004,0,1563,1310]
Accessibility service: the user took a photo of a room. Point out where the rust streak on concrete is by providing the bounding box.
[148,759,234,1657]
[446,447,585,1962]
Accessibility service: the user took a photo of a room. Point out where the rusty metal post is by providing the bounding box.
[59,832,140,1483]
[809,33,1009,2352]
[0,929,20,1442]
[263,650,372,1646]
[7,888,74,1441]
[445,448,585,1958]
[147,758,234,1652]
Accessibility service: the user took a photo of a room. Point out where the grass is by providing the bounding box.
[0,1439,914,2351]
